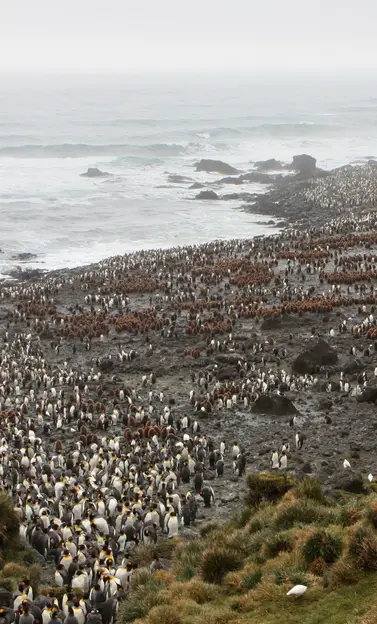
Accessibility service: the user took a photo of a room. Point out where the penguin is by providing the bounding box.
[166,511,179,538]
[193,471,203,494]
[279,452,288,470]
[271,450,279,469]
[54,564,68,587]
[115,561,133,589]
[295,432,304,450]
[215,458,224,477]
[200,485,215,508]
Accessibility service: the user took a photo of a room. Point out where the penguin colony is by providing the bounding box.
[297,162,377,212]
[3,208,377,621]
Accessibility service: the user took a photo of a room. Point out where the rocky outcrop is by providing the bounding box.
[254,158,283,171]
[80,167,110,178]
[99,358,114,372]
[286,154,317,178]
[240,172,277,184]
[218,176,244,185]
[292,339,338,374]
[195,159,240,175]
[261,316,282,330]
[222,192,256,201]
[8,268,46,281]
[252,393,299,416]
[357,387,377,403]
[195,190,219,200]
[168,174,193,184]
[331,472,366,494]
[11,252,37,261]
[190,182,205,190]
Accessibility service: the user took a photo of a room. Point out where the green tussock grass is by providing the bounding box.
[111,475,377,624]
[0,494,41,594]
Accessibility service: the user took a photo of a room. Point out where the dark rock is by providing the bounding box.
[332,472,366,494]
[190,182,205,190]
[342,358,364,374]
[318,398,333,411]
[292,339,338,374]
[261,316,282,330]
[222,192,255,201]
[8,267,46,281]
[216,366,238,381]
[286,154,317,178]
[216,353,243,365]
[99,358,114,372]
[252,393,299,416]
[195,159,240,175]
[167,174,193,184]
[80,167,110,178]
[11,252,38,261]
[254,158,283,171]
[218,176,244,185]
[358,387,377,403]
[302,462,312,474]
[195,190,219,200]
[350,450,360,460]
[240,172,275,184]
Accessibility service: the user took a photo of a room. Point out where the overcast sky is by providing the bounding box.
[0,0,376,72]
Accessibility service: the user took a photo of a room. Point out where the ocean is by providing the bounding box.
[1,70,377,277]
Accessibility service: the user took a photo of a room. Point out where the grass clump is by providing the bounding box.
[365,498,377,529]
[142,605,182,624]
[302,529,342,565]
[348,525,377,571]
[245,472,294,507]
[0,494,20,546]
[329,555,363,588]
[295,477,327,504]
[274,499,334,530]
[118,578,166,622]
[201,547,243,584]
[200,522,220,538]
[262,530,294,559]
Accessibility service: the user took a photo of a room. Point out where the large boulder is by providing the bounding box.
[11,252,38,261]
[342,358,364,375]
[195,159,240,175]
[80,167,110,178]
[216,366,238,381]
[240,172,275,184]
[168,174,193,184]
[99,358,114,372]
[218,176,244,185]
[261,316,282,330]
[292,339,338,374]
[195,190,219,200]
[252,394,299,416]
[222,192,255,201]
[216,353,244,365]
[286,154,317,178]
[331,472,366,494]
[254,158,283,171]
[357,387,377,403]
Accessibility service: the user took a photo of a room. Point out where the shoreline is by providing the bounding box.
[4,155,377,283]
